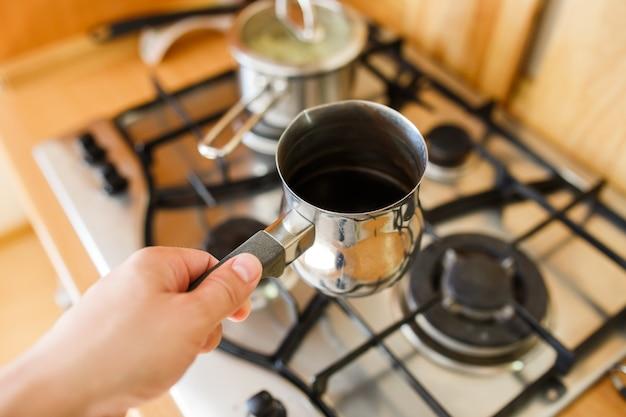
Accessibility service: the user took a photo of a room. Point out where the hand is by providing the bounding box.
[0,247,261,417]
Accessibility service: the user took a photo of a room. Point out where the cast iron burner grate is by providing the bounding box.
[111,21,626,417]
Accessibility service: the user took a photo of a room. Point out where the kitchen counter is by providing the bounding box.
[0,31,622,417]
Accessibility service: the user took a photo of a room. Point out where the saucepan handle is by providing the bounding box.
[188,210,314,291]
[197,80,287,159]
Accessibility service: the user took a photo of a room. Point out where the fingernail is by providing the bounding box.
[232,254,258,283]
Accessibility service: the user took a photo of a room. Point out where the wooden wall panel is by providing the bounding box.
[510,0,626,191]
[2,0,624,190]
[344,0,543,100]
[2,0,542,99]
[0,0,208,62]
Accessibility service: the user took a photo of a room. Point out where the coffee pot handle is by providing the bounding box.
[187,230,287,291]
[187,210,314,291]
[197,80,287,159]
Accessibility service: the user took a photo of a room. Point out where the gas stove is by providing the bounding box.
[33,25,626,417]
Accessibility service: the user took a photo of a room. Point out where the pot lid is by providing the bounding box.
[230,0,367,77]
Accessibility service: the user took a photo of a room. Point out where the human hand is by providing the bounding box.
[0,247,261,417]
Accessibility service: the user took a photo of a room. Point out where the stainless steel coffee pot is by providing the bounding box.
[190,100,428,297]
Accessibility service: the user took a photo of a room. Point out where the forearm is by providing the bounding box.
[0,346,80,416]
[0,338,119,417]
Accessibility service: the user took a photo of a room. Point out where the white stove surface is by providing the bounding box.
[33,45,626,417]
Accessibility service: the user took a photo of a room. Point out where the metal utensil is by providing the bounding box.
[190,100,428,297]
[197,0,367,159]
[90,2,244,42]
[139,15,234,66]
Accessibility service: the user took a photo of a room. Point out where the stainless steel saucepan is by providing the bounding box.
[197,0,368,159]
[190,100,428,297]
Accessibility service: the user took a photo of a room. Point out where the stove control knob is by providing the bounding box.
[246,390,286,417]
[101,162,128,195]
[79,132,107,164]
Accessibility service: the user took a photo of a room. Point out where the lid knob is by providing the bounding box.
[275,0,323,43]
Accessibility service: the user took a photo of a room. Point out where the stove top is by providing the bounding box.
[33,24,626,417]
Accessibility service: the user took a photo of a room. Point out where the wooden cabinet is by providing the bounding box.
[0,0,208,62]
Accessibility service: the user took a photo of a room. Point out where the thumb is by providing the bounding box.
[189,253,262,325]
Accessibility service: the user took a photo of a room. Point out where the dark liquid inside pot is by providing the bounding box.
[290,168,409,213]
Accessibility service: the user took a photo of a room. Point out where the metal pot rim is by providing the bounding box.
[275,100,429,218]
[229,0,368,77]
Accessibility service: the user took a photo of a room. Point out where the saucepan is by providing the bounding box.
[197,0,368,159]
[190,100,428,297]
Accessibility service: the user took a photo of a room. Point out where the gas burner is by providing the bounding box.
[204,217,267,259]
[424,124,474,182]
[403,233,549,365]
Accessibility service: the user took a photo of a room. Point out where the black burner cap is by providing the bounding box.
[442,252,514,313]
[204,217,266,259]
[426,124,473,168]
